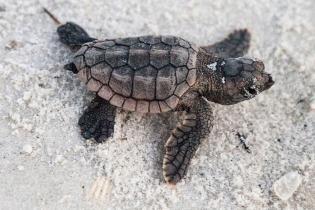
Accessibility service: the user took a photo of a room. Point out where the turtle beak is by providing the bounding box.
[264,74,274,90]
[252,59,274,91]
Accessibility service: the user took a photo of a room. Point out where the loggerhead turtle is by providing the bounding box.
[44,9,274,184]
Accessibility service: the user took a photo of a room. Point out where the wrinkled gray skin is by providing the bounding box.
[52,20,274,184]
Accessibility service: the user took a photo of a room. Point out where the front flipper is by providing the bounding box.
[163,97,213,184]
[78,95,116,143]
[201,29,251,58]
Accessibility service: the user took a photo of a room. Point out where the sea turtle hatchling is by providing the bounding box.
[44,9,274,184]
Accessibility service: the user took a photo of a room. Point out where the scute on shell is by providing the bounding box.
[73,35,198,113]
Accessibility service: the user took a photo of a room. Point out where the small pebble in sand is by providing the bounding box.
[86,176,112,201]
[273,171,302,200]
[310,99,315,110]
[55,154,64,163]
[17,165,25,171]
[22,144,33,154]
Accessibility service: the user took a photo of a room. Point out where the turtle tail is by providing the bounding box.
[64,62,78,74]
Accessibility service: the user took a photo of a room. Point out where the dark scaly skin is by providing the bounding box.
[57,22,96,49]
[55,22,119,142]
[195,49,274,105]
[78,95,116,142]
[51,21,274,184]
[163,95,212,184]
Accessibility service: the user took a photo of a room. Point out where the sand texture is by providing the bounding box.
[0,0,314,209]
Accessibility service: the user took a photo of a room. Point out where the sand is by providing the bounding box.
[0,0,314,209]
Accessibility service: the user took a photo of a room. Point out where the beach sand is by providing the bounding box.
[0,0,314,209]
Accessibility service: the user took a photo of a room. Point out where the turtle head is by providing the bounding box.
[203,57,274,105]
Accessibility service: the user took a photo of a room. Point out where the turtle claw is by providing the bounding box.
[78,96,116,143]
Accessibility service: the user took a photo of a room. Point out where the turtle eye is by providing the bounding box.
[247,86,257,95]
[242,86,258,98]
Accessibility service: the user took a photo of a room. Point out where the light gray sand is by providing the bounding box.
[0,0,314,209]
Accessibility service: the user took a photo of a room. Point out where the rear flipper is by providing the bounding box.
[57,22,96,48]
[78,95,116,143]
[201,29,251,58]
[163,97,213,184]
[43,8,96,48]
